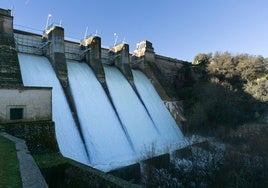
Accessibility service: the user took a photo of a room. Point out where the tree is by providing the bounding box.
[182,51,267,133]
[193,53,212,65]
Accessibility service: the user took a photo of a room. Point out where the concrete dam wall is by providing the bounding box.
[18,52,185,171]
[0,8,186,172]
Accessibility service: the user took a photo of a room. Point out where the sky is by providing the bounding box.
[0,0,268,62]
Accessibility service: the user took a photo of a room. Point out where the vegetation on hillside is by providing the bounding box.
[176,52,268,134]
[143,53,268,187]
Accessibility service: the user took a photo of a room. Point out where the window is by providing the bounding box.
[10,108,24,120]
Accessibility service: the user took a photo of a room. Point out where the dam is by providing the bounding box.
[0,8,186,172]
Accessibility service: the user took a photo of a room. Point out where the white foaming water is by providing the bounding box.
[67,61,136,171]
[132,70,186,151]
[18,53,89,165]
[104,66,164,156]
[18,53,185,171]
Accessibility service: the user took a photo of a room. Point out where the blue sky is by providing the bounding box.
[1,0,268,62]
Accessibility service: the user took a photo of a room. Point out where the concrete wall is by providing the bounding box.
[133,40,189,86]
[0,8,13,34]
[155,54,187,84]
[0,87,52,122]
[42,160,140,188]
[0,8,14,47]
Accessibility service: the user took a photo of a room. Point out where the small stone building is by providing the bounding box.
[0,87,52,123]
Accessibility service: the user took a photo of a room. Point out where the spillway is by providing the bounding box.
[17,53,185,172]
[67,61,136,171]
[132,70,185,151]
[104,66,164,156]
[18,53,90,165]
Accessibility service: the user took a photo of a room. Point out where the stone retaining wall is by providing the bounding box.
[1,121,58,154]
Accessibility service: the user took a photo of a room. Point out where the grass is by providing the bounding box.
[0,131,65,188]
[0,133,22,188]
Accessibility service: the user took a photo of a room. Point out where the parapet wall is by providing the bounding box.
[133,40,189,86]
[155,54,188,84]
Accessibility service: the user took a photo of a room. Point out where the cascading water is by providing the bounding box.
[132,70,185,151]
[67,61,136,171]
[104,66,164,156]
[18,53,90,165]
[18,53,185,172]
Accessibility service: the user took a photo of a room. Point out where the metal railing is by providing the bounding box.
[14,33,43,55]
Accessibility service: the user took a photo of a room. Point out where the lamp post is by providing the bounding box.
[83,26,88,40]
[113,33,118,47]
[45,14,52,30]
